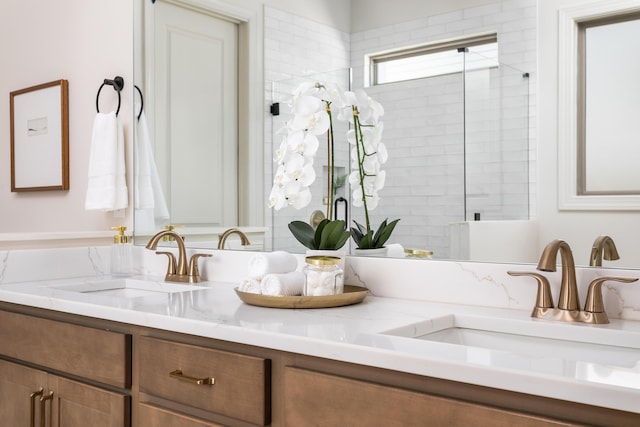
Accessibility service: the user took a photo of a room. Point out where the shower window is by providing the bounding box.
[369,34,498,85]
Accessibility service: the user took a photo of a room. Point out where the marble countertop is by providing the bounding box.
[1,276,639,414]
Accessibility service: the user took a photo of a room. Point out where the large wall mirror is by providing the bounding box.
[133,0,639,268]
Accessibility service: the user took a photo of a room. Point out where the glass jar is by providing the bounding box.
[303,256,344,296]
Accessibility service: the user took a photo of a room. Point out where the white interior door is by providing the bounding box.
[153,0,238,227]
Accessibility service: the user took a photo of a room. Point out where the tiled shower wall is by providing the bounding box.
[264,7,351,252]
[264,0,537,257]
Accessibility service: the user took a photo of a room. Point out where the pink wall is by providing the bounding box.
[0,0,133,234]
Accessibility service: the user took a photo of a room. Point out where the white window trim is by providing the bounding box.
[558,0,640,211]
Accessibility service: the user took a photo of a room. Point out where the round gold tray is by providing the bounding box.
[234,285,368,309]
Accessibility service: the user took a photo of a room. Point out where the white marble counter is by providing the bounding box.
[0,274,639,415]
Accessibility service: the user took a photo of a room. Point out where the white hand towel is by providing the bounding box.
[114,118,127,210]
[261,272,305,296]
[247,251,298,279]
[238,278,262,294]
[85,112,128,211]
[134,105,169,231]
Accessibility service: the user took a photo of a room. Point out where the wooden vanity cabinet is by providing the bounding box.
[0,308,131,426]
[1,304,639,427]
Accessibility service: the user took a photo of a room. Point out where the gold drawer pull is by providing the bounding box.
[169,369,215,385]
[39,391,54,427]
[29,388,44,427]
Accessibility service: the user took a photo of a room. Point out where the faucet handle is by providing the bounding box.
[156,251,177,276]
[508,271,554,309]
[188,253,213,283]
[584,276,638,314]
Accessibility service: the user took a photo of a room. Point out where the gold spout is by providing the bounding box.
[589,235,620,267]
[146,231,188,276]
[536,239,580,311]
[146,230,211,283]
[217,228,251,250]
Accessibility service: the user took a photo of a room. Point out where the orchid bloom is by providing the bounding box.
[269,80,386,221]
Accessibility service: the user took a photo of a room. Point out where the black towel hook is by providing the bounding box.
[134,85,144,120]
[96,76,124,116]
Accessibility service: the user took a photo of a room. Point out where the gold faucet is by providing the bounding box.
[146,230,211,283]
[217,228,251,250]
[508,239,637,324]
[589,235,619,267]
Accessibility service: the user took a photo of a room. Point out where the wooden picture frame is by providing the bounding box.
[10,79,69,192]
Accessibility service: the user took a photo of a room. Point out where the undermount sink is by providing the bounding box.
[382,313,640,368]
[50,278,205,298]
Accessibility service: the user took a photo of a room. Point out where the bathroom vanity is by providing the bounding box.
[1,301,635,427]
[0,266,638,427]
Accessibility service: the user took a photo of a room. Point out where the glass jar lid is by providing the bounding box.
[404,248,433,258]
[305,255,341,266]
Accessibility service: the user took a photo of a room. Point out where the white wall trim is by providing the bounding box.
[0,232,113,250]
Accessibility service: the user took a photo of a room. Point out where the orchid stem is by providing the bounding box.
[352,106,371,233]
[326,102,334,220]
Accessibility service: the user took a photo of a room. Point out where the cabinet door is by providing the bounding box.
[0,359,48,427]
[138,403,224,427]
[51,375,130,427]
[0,359,130,427]
[284,367,575,427]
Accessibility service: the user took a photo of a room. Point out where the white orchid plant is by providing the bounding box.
[269,81,399,250]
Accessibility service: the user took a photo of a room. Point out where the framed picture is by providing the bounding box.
[10,79,69,192]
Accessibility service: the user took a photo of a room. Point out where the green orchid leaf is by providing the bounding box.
[374,218,400,248]
[350,226,362,246]
[358,231,374,249]
[372,218,388,244]
[288,221,316,249]
[350,218,400,249]
[291,219,350,250]
[319,220,349,249]
[352,220,367,235]
[313,219,330,249]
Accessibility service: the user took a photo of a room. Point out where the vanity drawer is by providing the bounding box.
[138,403,224,427]
[0,310,131,389]
[284,367,577,427]
[138,336,270,426]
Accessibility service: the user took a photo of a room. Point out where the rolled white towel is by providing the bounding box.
[386,243,405,258]
[260,271,305,296]
[248,251,297,279]
[238,278,262,294]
